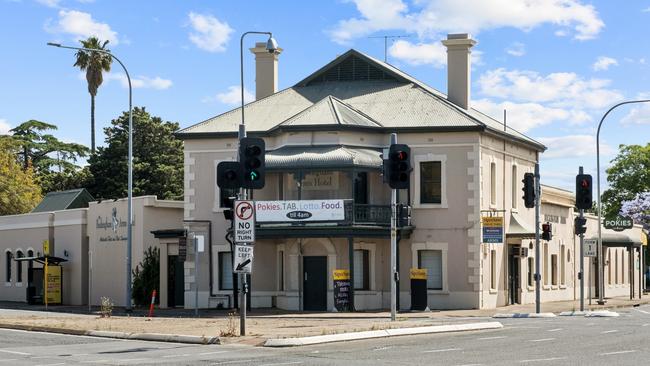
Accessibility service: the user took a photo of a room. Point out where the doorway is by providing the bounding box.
[303,256,327,311]
[508,247,521,305]
[168,255,184,307]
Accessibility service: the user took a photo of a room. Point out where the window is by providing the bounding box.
[560,245,566,285]
[354,172,368,204]
[490,162,496,205]
[15,251,23,283]
[615,251,619,284]
[528,257,534,287]
[490,250,497,290]
[5,251,12,283]
[418,250,442,290]
[353,250,369,290]
[543,243,549,286]
[420,161,442,204]
[511,165,518,209]
[219,252,233,290]
[608,251,612,285]
[551,254,558,286]
[278,250,284,291]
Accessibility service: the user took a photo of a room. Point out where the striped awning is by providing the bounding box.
[266,145,382,171]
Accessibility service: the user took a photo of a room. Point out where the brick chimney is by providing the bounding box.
[249,42,283,100]
[441,34,477,110]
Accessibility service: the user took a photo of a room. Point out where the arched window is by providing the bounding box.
[5,251,12,283]
[15,250,23,283]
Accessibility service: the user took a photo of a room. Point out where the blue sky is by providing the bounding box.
[1,0,649,191]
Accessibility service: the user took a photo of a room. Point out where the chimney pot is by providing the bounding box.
[442,33,476,110]
[250,42,283,100]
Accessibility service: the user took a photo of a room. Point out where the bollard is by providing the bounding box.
[148,289,157,318]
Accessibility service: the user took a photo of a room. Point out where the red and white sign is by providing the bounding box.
[234,200,255,243]
[255,200,345,223]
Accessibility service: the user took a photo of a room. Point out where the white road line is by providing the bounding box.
[528,338,555,342]
[547,328,563,332]
[456,364,483,366]
[0,360,18,363]
[80,360,109,364]
[478,336,507,340]
[259,362,302,366]
[423,348,462,353]
[212,360,258,365]
[162,353,192,358]
[119,358,148,363]
[643,323,650,327]
[34,363,65,366]
[199,351,229,356]
[600,330,618,334]
[373,346,393,351]
[634,308,650,315]
[600,350,637,356]
[0,349,31,356]
[519,357,567,363]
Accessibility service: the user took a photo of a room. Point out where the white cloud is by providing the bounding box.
[506,42,526,57]
[643,7,650,12]
[477,68,623,109]
[102,73,173,90]
[536,135,613,159]
[621,103,650,125]
[473,99,590,133]
[0,119,11,135]
[187,12,233,53]
[592,56,618,71]
[50,10,119,44]
[388,40,446,67]
[37,0,62,8]
[329,0,604,44]
[203,86,254,106]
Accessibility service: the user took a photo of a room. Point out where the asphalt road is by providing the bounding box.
[2,305,650,365]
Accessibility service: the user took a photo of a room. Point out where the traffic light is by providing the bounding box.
[522,173,535,208]
[575,174,593,210]
[387,144,411,189]
[217,161,242,190]
[240,137,266,189]
[574,216,587,235]
[542,222,552,241]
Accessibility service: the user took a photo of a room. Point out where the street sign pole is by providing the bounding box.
[194,234,199,317]
[534,163,541,314]
[579,167,585,312]
[390,133,397,321]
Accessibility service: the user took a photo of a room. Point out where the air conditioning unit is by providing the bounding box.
[511,247,529,258]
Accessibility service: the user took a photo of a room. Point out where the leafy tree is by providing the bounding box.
[0,148,42,215]
[601,143,650,218]
[39,167,93,194]
[620,192,650,232]
[73,37,112,153]
[132,246,160,306]
[88,107,183,200]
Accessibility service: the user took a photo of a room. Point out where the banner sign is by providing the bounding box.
[604,216,634,232]
[46,265,62,304]
[255,200,345,223]
[482,216,504,243]
[333,269,351,312]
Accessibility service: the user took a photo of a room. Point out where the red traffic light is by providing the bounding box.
[580,179,589,189]
[395,151,408,160]
[542,223,550,232]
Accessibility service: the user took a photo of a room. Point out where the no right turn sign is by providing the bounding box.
[234,200,255,243]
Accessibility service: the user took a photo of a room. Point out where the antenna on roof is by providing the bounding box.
[368,35,411,63]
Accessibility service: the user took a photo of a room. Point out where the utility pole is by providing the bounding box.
[390,133,397,321]
[534,163,541,313]
[578,166,585,312]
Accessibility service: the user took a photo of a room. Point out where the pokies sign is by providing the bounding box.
[255,200,345,223]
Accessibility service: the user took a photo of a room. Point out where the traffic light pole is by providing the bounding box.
[390,133,397,321]
[578,167,585,312]
[238,125,248,336]
[534,163,541,314]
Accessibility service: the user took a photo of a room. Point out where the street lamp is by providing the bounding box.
[237,31,278,336]
[595,99,650,305]
[47,42,134,312]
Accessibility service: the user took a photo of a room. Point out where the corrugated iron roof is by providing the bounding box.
[31,188,94,213]
[280,95,381,128]
[266,145,382,170]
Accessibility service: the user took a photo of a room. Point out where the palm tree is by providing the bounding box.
[73,37,112,153]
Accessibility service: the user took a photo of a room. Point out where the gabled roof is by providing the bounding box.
[31,188,94,213]
[178,49,545,151]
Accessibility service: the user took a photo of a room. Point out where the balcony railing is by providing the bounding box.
[349,204,392,226]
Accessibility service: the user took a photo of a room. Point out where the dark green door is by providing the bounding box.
[303,256,327,311]
[168,255,184,307]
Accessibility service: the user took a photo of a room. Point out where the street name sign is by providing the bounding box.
[234,244,253,273]
[584,239,597,257]
[234,200,255,243]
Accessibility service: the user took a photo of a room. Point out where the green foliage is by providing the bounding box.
[601,143,650,218]
[132,246,160,307]
[38,167,94,194]
[0,148,42,215]
[87,107,183,200]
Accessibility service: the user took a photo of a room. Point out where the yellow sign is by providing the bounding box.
[46,265,62,304]
[42,239,50,257]
[333,269,350,280]
[642,232,648,246]
[410,268,427,280]
[482,217,504,226]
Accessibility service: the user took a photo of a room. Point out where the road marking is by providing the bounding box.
[119,358,148,363]
[643,323,650,327]
[600,350,637,356]
[373,346,393,351]
[528,338,555,342]
[163,353,192,358]
[34,363,65,366]
[259,362,302,366]
[600,330,618,334]
[80,360,109,364]
[0,360,17,363]
[478,336,507,340]
[199,351,229,356]
[519,357,567,363]
[0,349,31,356]
[634,308,650,315]
[423,348,462,353]
[212,360,258,365]
[547,328,563,332]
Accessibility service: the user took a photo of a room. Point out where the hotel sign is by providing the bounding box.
[255,200,345,223]
[482,216,504,244]
[604,216,634,232]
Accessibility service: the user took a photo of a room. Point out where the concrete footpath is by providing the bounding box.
[0,295,647,347]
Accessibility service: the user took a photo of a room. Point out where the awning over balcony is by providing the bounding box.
[587,232,643,248]
[266,145,382,171]
[507,212,536,239]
